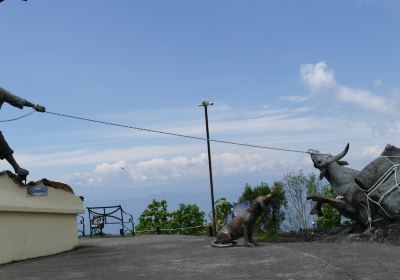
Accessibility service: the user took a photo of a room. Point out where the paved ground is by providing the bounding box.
[1,235,400,280]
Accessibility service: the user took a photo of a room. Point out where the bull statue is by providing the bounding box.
[307,143,400,229]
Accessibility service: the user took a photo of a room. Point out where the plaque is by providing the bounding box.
[27,184,48,197]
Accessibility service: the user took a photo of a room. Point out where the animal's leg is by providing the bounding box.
[243,224,249,247]
[247,227,258,246]
[310,201,323,216]
[243,224,253,247]
[307,195,357,217]
[249,236,258,246]
[214,232,232,244]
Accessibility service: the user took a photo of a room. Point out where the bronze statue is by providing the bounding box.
[0,86,45,181]
[212,194,272,247]
[308,144,400,229]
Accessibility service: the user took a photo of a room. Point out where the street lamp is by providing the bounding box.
[199,100,216,236]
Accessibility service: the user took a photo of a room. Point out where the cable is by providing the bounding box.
[45,111,310,154]
[0,110,35,122]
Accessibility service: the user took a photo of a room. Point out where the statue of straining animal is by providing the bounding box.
[211,194,272,248]
[308,143,400,229]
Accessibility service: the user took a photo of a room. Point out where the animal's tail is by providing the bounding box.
[211,240,236,248]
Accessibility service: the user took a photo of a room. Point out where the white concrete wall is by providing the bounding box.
[0,212,79,264]
[0,173,84,265]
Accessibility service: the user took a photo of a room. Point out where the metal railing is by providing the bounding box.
[87,205,134,238]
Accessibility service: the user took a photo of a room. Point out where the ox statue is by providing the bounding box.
[308,143,400,229]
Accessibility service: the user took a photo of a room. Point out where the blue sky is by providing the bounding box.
[1,0,400,214]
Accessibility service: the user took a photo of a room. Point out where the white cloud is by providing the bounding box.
[63,152,306,188]
[95,161,126,174]
[292,106,313,113]
[17,144,204,167]
[300,61,392,113]
[337,86,391,112]
[361,145,381,158]
[279,95,311,102]
[130,154,208,181]
[300,61,336,92]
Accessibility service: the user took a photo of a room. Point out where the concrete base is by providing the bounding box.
[0,172,84,265]
[0,212,79,264]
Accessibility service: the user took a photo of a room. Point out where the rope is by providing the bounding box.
[45,111,310,154]
[0,109,35,122]
[357,163,400,228]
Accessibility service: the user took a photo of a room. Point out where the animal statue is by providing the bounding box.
[211,194,272,248]
[307,143,400,229]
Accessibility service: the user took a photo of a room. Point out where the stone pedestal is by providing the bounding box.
[0,172,84,265]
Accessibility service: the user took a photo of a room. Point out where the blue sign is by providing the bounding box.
[233,201,250,215]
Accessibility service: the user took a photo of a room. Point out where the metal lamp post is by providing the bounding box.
[199,100,217,236]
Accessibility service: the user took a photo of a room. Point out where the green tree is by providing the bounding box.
[239,183,255,202]
[213,198,233,231]
[170,203,206,235]
[305,173,342,228]
[253,182,271,197]
[136,199,170,233]
[314,186,342,228]
[306,173,326,196]
[269,181,287,231]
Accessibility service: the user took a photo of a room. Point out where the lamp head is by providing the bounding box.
[199,100,213,107]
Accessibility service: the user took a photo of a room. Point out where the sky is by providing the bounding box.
[1,0,400,216]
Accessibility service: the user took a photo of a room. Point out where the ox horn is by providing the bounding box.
[320,143,350,168]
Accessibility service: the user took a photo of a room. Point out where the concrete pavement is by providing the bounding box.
[1,235,399,280]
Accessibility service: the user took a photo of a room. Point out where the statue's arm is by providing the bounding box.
[0,86,29,109]
[0,87,45,112]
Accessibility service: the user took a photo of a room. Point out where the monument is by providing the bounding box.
[0,172,84,265]
[0,86,84,265]
[308,143,400,229]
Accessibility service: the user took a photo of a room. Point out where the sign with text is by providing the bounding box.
[27,184,48,197]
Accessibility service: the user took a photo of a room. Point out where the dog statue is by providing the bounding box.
[211,194,272,248]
